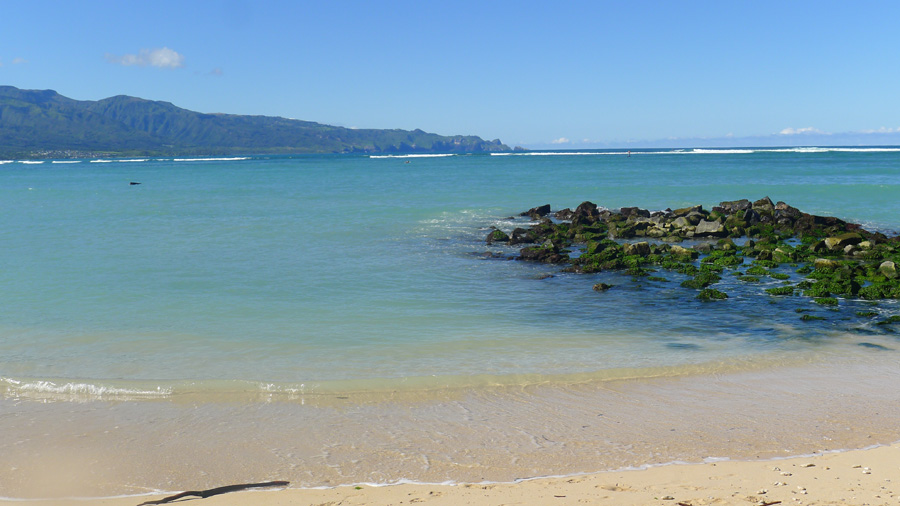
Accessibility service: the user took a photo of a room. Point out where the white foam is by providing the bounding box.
[90,159,113,163]
[369,154,456,159]
[19,160,44,164]
[118,158,148,162]
[0,160,13,164]
[51,160,81,164]
[1,377,172,400]
[690,148,756,154]
[172,157,250,162]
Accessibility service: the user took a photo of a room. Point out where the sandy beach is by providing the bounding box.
[17,442,899,506]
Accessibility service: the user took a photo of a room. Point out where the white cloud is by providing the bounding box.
[106,47,185,69]
[550,137,570,144]
[12,57,27,64]
[778,127,826,135]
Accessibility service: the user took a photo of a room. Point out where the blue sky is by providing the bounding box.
[2,1,899,148]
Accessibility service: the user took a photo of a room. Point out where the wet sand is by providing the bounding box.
[2,356,900,502]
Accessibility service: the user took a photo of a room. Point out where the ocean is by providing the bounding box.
[2,148,900,496]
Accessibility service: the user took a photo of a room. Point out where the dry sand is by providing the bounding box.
[16,442,900,506]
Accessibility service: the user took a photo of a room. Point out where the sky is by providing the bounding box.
[2,0,899,149]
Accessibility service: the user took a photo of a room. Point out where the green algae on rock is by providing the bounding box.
[481,198,900,323]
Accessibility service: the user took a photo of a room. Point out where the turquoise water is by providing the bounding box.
[1,148,899,396]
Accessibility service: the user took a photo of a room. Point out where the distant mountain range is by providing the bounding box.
[0,86,510,158]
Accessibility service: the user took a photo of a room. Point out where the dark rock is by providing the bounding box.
[508,227,537,245]
[619,207,650,219]
[554,208,574,220]
[520,204,551,219]
[717,199,752,214]
[518,245,567,263]
[592,283,613,291]
[573,201,601,221]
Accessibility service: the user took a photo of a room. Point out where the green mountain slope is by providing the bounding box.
[0,86,510,158]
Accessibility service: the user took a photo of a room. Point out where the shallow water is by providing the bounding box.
[1,149,899,397]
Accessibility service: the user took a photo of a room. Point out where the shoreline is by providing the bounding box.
[3,356,900,500]
[13,442,900,505]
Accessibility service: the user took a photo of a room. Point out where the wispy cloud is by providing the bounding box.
[208,67,223,76]
[858,126,900,134]
[105,47,185,69]
[550,137,570,144]
[778,127,827,135]
[12,57,27,64]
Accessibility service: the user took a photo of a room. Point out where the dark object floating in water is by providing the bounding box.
[129,181,141,185]
[136,481,289,505]
[858,342,891,350]
[666,342,701,350]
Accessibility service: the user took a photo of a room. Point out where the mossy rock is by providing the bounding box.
[765,286,795,296]
[803,282,831,298]
[738,276,761,282]
[800,314,826,321]
[680,272,722,289]
[697,289,728,300]
[855,311,878,317]
[486,229,510,243]
[770,272,791,280]
[745,266,768,276]
[592,283,613,291]
[647,276,669,282]
[814,297,839,306]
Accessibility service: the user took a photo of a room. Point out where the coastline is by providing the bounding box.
[14,443,900,506]
[3,355,899,501]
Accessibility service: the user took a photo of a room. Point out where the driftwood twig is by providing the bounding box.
[137,481,289,505]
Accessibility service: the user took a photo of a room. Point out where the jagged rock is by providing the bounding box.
[554,208,574,220]
[717,199,752,214]
[592,283,612,291]
[671,216,690,229]
[623,242,651,257]
[775,201,802,220]
[752,197,775,213]
[573,201,600,220]
[695,219,727,238]
[508,227,537,245]
[520,204,551,219]
[693,243,713,254]
[673,205,702,217]
[620,207,650,219]
[880,261,898,279]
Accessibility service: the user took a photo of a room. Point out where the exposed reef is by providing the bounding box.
[481,198,900,322]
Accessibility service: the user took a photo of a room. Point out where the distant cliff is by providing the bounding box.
[0,86,510,158]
